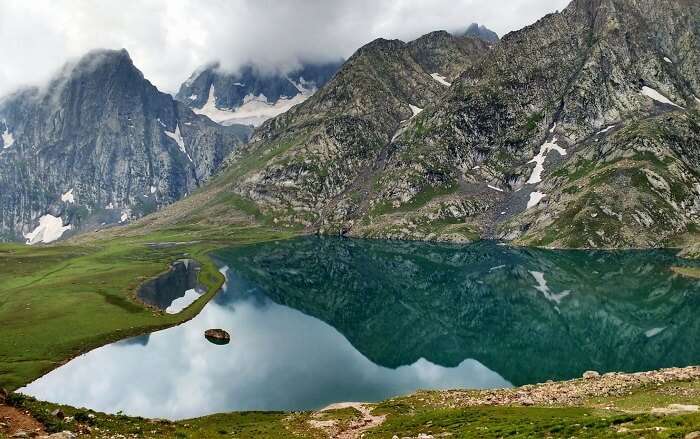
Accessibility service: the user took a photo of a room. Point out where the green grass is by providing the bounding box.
[366,405,700,438]
[7,394,302,439]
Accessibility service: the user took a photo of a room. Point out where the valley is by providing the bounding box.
[1,0,699,437]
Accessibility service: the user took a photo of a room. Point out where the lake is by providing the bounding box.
[20,237,700,420]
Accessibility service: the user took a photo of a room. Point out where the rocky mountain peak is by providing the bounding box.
[0,48,250,243]
[463,23,499,43]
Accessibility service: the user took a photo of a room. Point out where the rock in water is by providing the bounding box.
[204,329,231,345]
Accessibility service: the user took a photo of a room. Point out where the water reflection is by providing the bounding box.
[20,237,700,420]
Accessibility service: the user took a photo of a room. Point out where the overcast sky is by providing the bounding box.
[0,0,569,97]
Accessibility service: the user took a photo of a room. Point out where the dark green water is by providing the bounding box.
[21,237,700,419]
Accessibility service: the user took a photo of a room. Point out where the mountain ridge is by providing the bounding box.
[192,0,700,249]
[0,48,251,242]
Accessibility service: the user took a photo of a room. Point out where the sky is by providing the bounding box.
[0,0,569,97]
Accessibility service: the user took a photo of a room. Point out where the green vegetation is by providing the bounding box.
[369,183,458,217]
[5,379,700,438]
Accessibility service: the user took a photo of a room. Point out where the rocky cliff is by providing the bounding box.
[0,49,251,243]
[175,61,343,127]
[172,0,698,249]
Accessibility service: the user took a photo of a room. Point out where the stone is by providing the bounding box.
[46,432,76,439]
[685,432,700,439]
[520,397,535,406]
[204,329,231,345]
[50,409,65,419]
[651,404,699,416]
[583,371,600,380]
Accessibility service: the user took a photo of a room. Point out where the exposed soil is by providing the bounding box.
[308,402,386,439]
[0,403,46,437]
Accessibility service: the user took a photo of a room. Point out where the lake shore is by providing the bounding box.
[2,366,700,438]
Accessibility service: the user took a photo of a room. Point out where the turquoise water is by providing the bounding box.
[21,238,700,419]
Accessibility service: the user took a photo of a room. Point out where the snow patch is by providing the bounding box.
[487,184,504,192]
[188,94,197,100]
[60,189,75,203]
[409,104,423,117]
[164,124,192,162]
[165,288,202,314]
[193,84,311,127]
[24,215,72,245]
[527,191,546,209]
[119,210,130,223]
[597,125,615,135]
[527,137,567,184]
[663,57,672,64]
[430,73,451,87]
[2,127,14,149]
[150,186,157,194]
[530,271,570,304]
[645,327,666,338]
[641,86,682,108]
[549,122,557,133]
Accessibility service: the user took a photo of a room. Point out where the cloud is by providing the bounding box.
[0,0,569,97]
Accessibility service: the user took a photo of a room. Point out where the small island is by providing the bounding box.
[204,329,231,345]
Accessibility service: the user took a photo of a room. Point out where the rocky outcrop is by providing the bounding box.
[0,49,251,243]
[463,23,500,43]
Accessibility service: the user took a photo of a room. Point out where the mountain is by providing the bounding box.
[199,31,492,234]
[175,61,343,127]
[145,0,699,250]
[0,49,252,243]
[463,23,500,43]
[390,0,700,248]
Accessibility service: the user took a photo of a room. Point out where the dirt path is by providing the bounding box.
[308,402,386,439]
[0,403,46,437]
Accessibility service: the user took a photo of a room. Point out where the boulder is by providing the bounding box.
[582,371,600,380]
[204,329,231,345]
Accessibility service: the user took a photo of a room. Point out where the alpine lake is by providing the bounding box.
[20,237,700,420]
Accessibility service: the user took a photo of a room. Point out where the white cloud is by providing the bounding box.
[0,0,569,97]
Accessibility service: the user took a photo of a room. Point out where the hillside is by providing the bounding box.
[141,0,699,249]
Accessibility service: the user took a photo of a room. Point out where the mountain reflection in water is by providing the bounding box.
[20,237,700,419]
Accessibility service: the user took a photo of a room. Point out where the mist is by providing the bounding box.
[0,0,569,97]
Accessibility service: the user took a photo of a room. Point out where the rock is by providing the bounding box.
[583,371,600,380]
[204,329,231,345]
[520,397,535,406]
[46,432,76,439]
[0,388,7,403]
[651,404,699,416]
[685,432,700,439]
[10,431,28,438]
[50,409,65,419]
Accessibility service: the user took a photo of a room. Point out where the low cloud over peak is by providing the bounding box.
[0,0,568,97]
